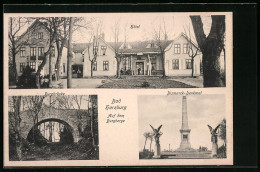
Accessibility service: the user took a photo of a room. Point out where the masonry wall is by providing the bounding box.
[9,107,90,143]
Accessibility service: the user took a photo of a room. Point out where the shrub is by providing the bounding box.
[141,81,150,87]
[17,66,37,88]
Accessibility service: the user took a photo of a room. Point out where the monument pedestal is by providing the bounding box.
[153,143,161,158]
[211,143,218,158]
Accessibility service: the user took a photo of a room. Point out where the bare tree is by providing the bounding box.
[148,132,154,152]
[152,18,173,77]
[22,95,45,143]
[190,15,225,87]
[111,19,123,78]
[89,95,98,147]
[55,17,93,81]
[67,17,74,88]
[86,20,103,78]
[55,17,69,81]
[143,132,150,151]
[183,24,199,77]
[8,96,22,160]
[8,17,33,85]
[34,17,64,88]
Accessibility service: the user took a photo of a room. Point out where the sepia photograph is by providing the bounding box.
[138,95,227,159]
[7,13,227,89]
[8,94,98,161]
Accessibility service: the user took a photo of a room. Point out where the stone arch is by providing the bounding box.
[26,118,77,143]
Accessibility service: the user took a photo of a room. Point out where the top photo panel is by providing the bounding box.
[6,13,231,89]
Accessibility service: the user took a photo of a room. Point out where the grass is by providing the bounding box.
[98,76,196,88]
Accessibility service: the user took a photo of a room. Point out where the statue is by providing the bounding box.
[150,124,163,158]
[208,124,221,158]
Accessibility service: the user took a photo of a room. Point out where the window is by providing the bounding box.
[150,43,154,48]
[103,61,109,71]
[38,47,44,57]
[20,63,26,72]
[101,46,107,55]
[38,32,43,39]
[183,43,189,54]
[172,59,179,69]
[174,44,181,54]
[186,59,192,69]
[93,46,98,53]
[30,47,36,57]
[29,62,36,71]
[63,63,66,73]
[92,61,97,71]
[20,47,25,57]
[51,46,55,57]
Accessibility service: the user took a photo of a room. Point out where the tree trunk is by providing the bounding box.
[49,54,52,87]
[150,139,152,152]
[116,57,121,78]
[67,17,74,88]
[14,96,22,160]
[91,61,93,78]
[143,137,147,151]
[202,47,223,87]
[190,15,225,87]
[12,52,18,85]
[191,57,194,77]
[55,49,61,81]
[91,103,95,146]
[55,41,64,81]
[161,52,166,77]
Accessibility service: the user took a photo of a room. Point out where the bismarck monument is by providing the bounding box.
[161,96,211,159]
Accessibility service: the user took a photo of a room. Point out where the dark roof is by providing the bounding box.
[107,40,173,54]
[71,33,198,54]
[72,43,90,53]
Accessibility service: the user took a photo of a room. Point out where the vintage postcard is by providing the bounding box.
[4,12,233,166]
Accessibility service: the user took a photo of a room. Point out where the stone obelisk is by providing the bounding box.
[179,96,191,150]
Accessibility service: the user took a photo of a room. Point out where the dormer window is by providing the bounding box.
[38,32,43,39]
[150,43,154,48]
[101,46,107,55]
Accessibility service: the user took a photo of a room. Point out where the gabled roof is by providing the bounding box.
[17,19,49,42]
[72,43,90,53]
[173,32,199,49]
[106,40,173,54]
[71,33,199,54]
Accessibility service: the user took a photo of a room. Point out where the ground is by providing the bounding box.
[9,75,203,88]
[10,141,99,161]
[52,76,202,88]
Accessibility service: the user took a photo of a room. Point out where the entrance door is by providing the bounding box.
[136,62,144,75]
[72,65,83,78]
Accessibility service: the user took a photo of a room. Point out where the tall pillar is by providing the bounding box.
[179,96,191,150]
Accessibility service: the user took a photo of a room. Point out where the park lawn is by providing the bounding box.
[98,76,196,88]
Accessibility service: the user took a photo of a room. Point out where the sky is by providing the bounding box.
[138,94,225,152]
[72,13,213,43]
[13,13,213,44]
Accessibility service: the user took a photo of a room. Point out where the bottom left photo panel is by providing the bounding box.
[7,94,98,161]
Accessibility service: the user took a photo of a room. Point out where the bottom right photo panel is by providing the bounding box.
[138,94,227,160]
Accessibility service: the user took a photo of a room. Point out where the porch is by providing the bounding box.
[120,53,163,76]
